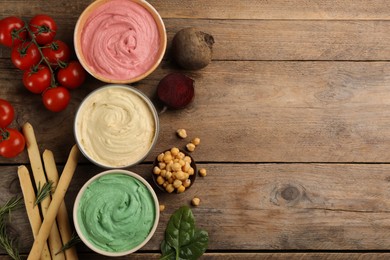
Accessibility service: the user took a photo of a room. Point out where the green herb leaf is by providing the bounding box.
[178,229,208,260]
[161,206,208,260]
[35,181,53,206]
[160,239,175,260]
[55,233,81,255]
[165,206,195,252]
[0,196,24,260]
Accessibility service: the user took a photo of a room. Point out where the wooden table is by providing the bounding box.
[1,0,390,259]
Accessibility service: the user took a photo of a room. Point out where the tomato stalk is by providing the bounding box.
[24,25,57,88]
[0,128,10,141]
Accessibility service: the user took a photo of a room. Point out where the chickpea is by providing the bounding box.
[177,152,185,159]
[171,147,180,156]
[163,153,173,163]
[166,184,175,193]
[179,159,186,166]
[183,156,192,163]
[173,179,182,188]
[160,170,167,178]
[156,176,165,185]
[183,179,191,188]
[186,143,196,152]
[176,128,187,139]
[191,197,201,206]
[158,162,166,170]
[199,168,207,177]
[165,171,172,179]
[177,185,186,193]
[183,162,191,172]
[157,153,165,162]
[175,171,186,181]
[172,162,181,171]
[188,167,195,175]
[191,137,201,146]
[153,166,161,175]
[159,204,166,212]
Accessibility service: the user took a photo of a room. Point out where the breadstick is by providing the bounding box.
[22,122,65,260]
[28,145,80,260]
[43,150,78,260]
[18,165,51,260]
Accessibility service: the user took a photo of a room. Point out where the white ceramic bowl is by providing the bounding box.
[74,0,167,83]
[73,169,160,256]
[74,84,159,168]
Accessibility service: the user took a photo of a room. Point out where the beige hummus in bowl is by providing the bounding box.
[74,85,159,168]
[74,0,166,83]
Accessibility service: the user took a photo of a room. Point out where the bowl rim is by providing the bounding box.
[73,0,167,83]
[73,169,160,257]
[152,148,197,193]
[74,84,160,169]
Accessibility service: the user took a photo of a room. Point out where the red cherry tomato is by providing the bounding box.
[42,40,70,66]
[0,128,25,158]
[57,61,86,89]
[11,41,41,70]
[42,87,70,112]
[0,16,27,47]
[23,65,52,94]
[29,14,57,45]
[0,99,15,129]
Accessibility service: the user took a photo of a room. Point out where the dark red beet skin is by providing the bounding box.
[157,73,195,109]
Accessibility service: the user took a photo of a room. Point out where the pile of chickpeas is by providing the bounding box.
[153,147,195,193]
[155,129,207,209]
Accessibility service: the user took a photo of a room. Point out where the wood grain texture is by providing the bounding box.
[2,0,390,20]
[2,61,390,163]
[1,0,390,258]
[4,252,390,260]
[2,163,390,253]
[2,19,390,61]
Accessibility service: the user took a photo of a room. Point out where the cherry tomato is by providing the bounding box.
[42,87,70,112]
[0,128,25,158]
[11,41,41,70]
[57,61,86,89]
[29,14,57,45]
[23,65,52,94]
[0,99,15,128]
[0,16,27,47]
[42,40,70,66]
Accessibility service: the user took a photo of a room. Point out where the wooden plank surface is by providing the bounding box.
[3,0,390,20]
[3,19,390,61]
[1,0,390,258]
[1,163,390,254]
[4,253,390,260]
[2,61,390,164]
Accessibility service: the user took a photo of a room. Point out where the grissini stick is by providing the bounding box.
[18,165,51,260]
[22,122,65,260]
[43,149,79,260]
[28,144,80,260]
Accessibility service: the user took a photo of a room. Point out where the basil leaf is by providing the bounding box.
[178,229,209,260]
[160,239,175,260]
[165,206,195,251]
[161,206,209,260]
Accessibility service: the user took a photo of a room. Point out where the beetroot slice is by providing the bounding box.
[157,73,195,109]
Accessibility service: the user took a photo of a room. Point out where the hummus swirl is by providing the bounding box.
[76,86,156,168]
[77,173,156,252]
[81,0,160,81]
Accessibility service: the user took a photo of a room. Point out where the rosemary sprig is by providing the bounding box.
[0,196,24,260]
[0,196,23,216]
[35,181,54,206]
[55,233,81,255]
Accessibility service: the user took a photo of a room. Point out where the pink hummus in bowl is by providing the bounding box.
[74,0,166,83]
